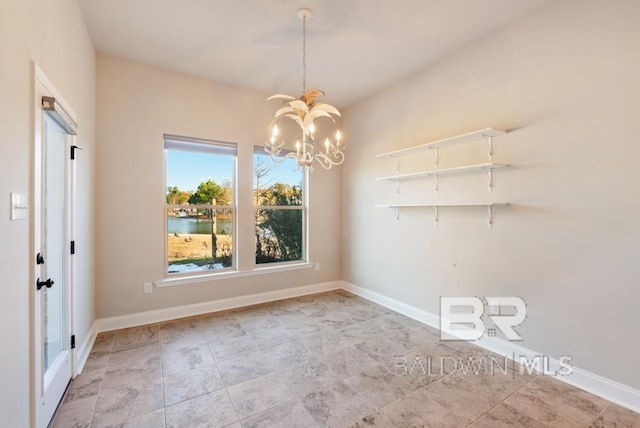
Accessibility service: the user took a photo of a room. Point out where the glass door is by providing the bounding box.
[34,73,74,428]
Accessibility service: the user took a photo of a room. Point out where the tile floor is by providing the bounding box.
[52,290,640,427]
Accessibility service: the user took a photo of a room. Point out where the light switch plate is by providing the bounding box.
[10,193,28,220]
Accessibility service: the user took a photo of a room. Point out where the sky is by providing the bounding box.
[166,149,302,193]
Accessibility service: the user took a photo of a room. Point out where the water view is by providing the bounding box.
[167,216,232,235]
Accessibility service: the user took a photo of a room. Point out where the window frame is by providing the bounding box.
[163,134,238,278]
[253,146,308,268]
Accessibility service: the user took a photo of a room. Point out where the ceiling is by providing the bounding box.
[79,0,553,108]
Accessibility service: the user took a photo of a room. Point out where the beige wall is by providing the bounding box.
[95,55,341,318]
[342,0,640,390]
[0,0,95,425]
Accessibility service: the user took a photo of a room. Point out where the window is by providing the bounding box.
[164,135,236,275]
[254,147,306,265]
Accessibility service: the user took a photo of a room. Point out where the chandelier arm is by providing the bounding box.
[265,151,299,167]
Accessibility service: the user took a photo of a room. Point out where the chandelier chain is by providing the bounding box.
[302,14,307,93]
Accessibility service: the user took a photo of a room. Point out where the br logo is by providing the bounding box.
[440,297,527,341]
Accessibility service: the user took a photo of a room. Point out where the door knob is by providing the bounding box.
[36,278,54,290]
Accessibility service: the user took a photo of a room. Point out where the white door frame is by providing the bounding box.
[32,64,76,428]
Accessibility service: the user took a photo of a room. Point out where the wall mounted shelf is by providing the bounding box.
[375,162,508,192]
[374,127,509,227]
[376,127,506,161]
[376,203,508,227]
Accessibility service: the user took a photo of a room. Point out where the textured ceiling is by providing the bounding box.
[79,0,553,108]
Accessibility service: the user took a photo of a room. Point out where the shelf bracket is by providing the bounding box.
[431,206,439,225]
[394,180,400,196]
[392,207,400,222]
[391,156,400,174]
[430,175,439,193]
[484,204,494,229]
[428,147,439,166]
[483,167,493,191]
[482,135,493,161]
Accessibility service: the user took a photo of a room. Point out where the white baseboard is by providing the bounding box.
[341,281,640,414]
[73,322,97,376]
[95,281,341,333]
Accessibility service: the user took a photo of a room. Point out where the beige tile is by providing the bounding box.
[165,389,238,428]
[83,351,110,372]
[448,352,534,398]
[92,379,164,428]
[122,409,165,428]
[52,395,96,428]
[273,309,325,337]
[514,376,608,425]
[64,365,105,403]
[278,359,334,396]
[208,333,259,362]
[163,364,224,406]
[344,364,414,408]
[102,344,162,390]
[319,346,378,380]
[299,329,347,355]
[91,332,115,354]
[337,316,406,344]
[379,385,469,427]
[107,342,161,369]
[227,372,295,419]
[248,321,296,350]
[346,412,396,428]
[200,317,247,343]
[216,350,272,386]
[354,332,415,366]
[162,342,215,376]
[263,338,310,370]
[590,402,640,427]
[470,403,551,428]
[394,342,463,389]
[301,380,375,428]
[161,329,207,354]
[158,317,200,342]
[231,306,273,329]
[307,308,361,329]
[416,374,514,422]
[384,313,440,336]
[240,399,319,428]
[111,324,159,351]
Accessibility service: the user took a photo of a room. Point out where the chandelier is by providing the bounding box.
[265,8,344,170]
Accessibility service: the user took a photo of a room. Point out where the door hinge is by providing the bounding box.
[70,241,75,255]
[71,145,80,160]
[70,335,76,349]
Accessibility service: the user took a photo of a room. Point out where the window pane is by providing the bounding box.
[166,149,234,206]
[167,208,233,273]
[255,208,303,264]
[165,137,236,275]
[253,152,303,206]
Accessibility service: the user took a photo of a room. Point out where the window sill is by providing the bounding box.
[155,262,315,288]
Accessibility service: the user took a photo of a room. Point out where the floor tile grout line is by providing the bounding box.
[589,401,611,426]
[87,335,113,426]
[464,374,537,426]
